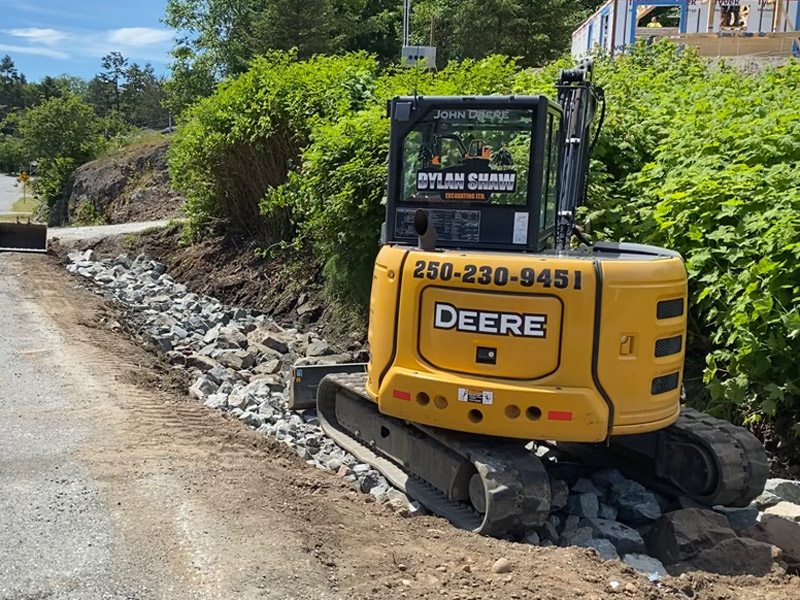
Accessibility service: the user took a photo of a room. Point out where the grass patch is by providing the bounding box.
[11,194,38,214]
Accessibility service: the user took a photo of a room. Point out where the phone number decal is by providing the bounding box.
[411,260,583,290]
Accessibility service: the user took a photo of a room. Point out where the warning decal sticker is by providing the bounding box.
[457,388,494,405]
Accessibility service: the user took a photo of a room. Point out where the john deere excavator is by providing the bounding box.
[291,59,768,537]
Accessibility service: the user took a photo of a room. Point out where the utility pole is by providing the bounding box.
[403,0,411,47]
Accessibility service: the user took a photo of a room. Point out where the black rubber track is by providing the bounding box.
[558,407,769,507]
[317,373,551,537]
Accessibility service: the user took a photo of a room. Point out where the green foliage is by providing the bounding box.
[170,52,380,241]
[0,134,29,174]
[173,45,800,432]
[18,93,106,208]
[161,0,597,111]
[577,43,800,428]
[410,0,591,68]
[173,52,522,307]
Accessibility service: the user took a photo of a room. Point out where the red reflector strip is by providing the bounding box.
[548,410,573,421]
[393,389,411,401]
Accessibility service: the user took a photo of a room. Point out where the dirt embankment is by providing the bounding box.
[51,139,184,226]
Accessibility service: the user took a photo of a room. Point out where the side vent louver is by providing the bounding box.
[651,372,679,395]
[655,336,682,358]
[657,298,684,319]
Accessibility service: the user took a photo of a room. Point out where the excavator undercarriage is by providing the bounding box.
[310,373,767,537]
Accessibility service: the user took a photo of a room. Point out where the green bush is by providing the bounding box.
[0,134,29,174]
[169,51,380,241]
[568,44,800,430]
[16,93,106,212]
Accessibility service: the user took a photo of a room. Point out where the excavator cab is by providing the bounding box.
[387,96,560,251]
[292,60,768,537]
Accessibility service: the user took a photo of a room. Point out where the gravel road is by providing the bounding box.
[49,219,174,243]
[1,251,798,600]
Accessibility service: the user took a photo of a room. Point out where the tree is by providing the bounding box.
[162,0,402,112]
[121,63,169,128]
[100,52,129,112]
[250,0,337,59]
[162,0,597,113]
[18,93,106,211]
[410,0,592,68]
[0,55,28,122]
[18,93,103,163]
[87,55,169,127]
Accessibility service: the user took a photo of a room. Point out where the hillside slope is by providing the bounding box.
[51,139,183,225]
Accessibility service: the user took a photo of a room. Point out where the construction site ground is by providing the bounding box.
[1,249,799,600]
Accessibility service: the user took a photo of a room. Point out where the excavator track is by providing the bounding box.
[317,373,550,537]
[558,407,769,507]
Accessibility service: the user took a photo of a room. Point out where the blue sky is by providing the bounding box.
[0,0,173,81]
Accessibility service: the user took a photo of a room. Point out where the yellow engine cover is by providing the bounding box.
[366,245,687,443]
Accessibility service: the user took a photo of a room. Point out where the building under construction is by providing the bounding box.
[572,0,800,58]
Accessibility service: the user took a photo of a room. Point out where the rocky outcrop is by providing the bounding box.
[52,139,183,226]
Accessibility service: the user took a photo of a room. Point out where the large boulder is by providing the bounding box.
[567,493,599,519]
[713,506,759,531]
[646,509,735,565]
[764,479,800,505]
[690,537,775,576]
[55,139,181,226]
[581,518,646,555]
[764,501,800,523]
[608,479,662,525]
[743,514,800,573]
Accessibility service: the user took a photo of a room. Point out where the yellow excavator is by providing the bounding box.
[291,59,768,537]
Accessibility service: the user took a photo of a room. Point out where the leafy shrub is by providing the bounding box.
[0,134,29,174]
[169,51,380,241]
[16,94,106,213]
[563,43,800,430]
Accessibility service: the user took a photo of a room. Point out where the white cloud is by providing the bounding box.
[106,28,173,48]
[6,28,67,46]
[0,43,69,60]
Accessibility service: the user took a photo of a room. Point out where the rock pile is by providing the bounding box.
[66,250,800,579]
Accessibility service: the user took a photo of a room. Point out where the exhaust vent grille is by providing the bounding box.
[651,372,680,395]
[657,298,684,320]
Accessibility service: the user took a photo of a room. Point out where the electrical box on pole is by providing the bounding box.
[402,45,437,69]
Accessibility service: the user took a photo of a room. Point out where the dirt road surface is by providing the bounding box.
[1,251,798,600]
[49,220,174,244]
